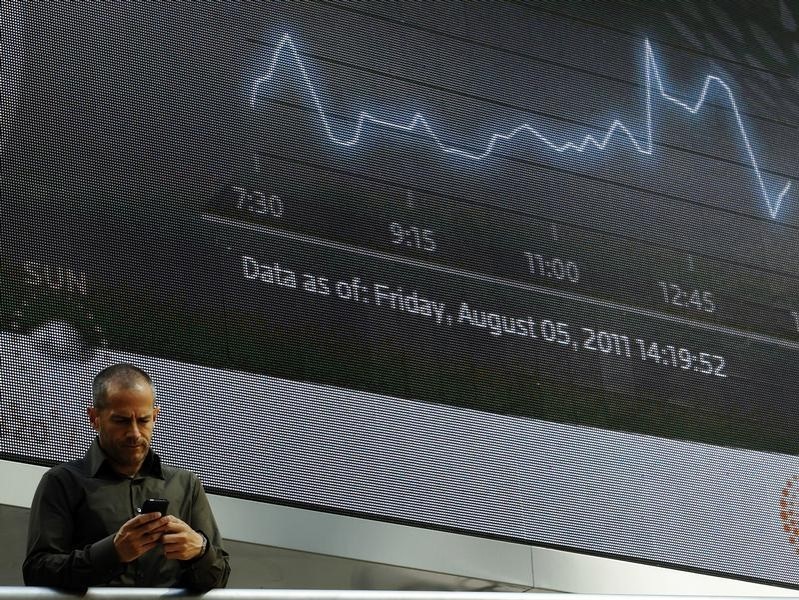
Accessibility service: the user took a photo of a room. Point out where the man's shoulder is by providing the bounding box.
[42,455,89,479]
[160,462,202,485]
[35,456,91,494]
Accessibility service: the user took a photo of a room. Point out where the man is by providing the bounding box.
[23,364,231,590]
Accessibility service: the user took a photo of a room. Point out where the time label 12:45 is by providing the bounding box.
[657,281,716,313]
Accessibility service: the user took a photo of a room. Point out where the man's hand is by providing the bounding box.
[161,516,205,561]
[113,512,169,563]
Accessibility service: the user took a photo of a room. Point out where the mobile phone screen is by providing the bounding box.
[140,498,169,514]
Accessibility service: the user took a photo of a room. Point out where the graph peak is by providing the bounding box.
[250,34,792,220]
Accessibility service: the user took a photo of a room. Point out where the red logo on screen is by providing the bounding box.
[780,476,799,552]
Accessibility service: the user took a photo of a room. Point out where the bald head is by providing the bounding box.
[92,363,155,410]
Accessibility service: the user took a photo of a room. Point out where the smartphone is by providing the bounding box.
[139,498,169,515]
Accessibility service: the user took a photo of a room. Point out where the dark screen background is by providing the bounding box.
[2,0,798,588]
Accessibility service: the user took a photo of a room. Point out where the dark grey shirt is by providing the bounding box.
[23,439,231,591]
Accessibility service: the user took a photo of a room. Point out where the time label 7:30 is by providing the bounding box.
[233,186,285,218]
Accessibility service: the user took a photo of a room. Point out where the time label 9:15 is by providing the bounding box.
[389,223,437,252]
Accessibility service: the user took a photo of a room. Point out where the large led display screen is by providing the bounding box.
[2,0,798,588]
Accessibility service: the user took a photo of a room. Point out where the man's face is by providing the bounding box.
[88,382,160,476]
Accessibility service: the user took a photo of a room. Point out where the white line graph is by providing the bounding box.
[250,34,792,219]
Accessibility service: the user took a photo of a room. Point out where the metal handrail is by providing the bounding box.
[0,591,560,600]
[0,590,791,600]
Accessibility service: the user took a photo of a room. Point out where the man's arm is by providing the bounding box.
[23,469,124,590]
[177,478,231,591]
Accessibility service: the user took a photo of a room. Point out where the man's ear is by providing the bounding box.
[87,406,99,431]
[152,406,160,423]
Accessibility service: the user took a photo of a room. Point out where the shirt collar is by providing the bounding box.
[86,438,165,479]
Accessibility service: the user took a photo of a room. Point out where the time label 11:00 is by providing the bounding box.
[524,252,580,283]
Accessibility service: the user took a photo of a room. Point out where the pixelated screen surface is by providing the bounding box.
[1,1,798,587]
